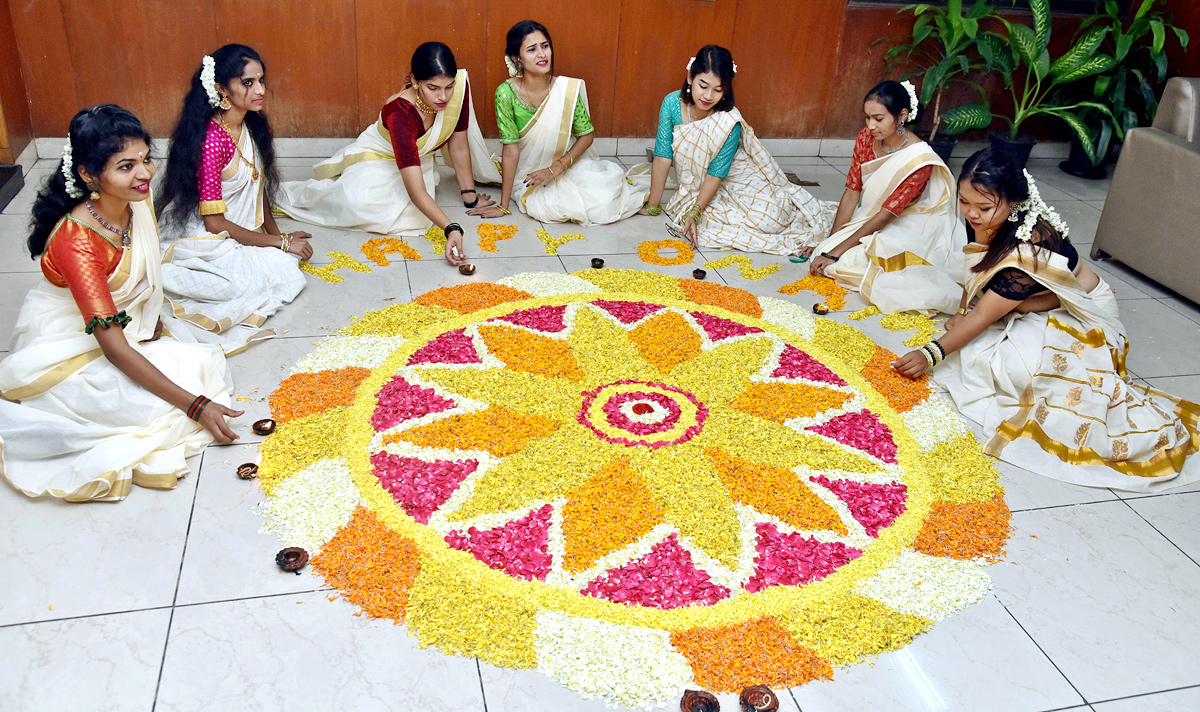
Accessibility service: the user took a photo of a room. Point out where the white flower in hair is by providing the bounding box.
[1014,169,1069,242]
[61,137,82,199]
[732,62,738,74]
[201,55,220,108]
[687,56,695,72]
[504,55,521,77]
[900,80,920,123]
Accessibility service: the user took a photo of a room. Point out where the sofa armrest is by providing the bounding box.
[1152,77,1200,143]
[1093,126,1200,304]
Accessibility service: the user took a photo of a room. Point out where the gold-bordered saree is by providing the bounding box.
[933,243,1199,492]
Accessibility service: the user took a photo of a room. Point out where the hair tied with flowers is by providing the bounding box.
[900,80,920,123]
[687,55,738,75]
[61,136,83,199]
[504,55,521,78]
[1014,169,1069,242]
[201,55,220,108]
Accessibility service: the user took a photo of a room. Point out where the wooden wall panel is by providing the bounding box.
[729,0,848,136]
[213,0,357,137]
[0,1,33,162]
[611,0,740,137]
[60,0,216,137]
[354,0,488,129]
[823,6,915,139]
[482,2,624,137]
[8,0,77,137]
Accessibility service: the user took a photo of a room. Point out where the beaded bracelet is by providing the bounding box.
[643,203,662,216]
[682,204,704,223]
[186,395,212,421]
[279,233,291,254]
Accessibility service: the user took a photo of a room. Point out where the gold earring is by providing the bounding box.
[87,181,100,201]
[219,95,232,110]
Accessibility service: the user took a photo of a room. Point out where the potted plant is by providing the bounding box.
[1057,0,1190,178]
[974,0,1119,169]
[881,0,1000,163]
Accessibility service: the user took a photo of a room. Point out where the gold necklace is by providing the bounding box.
[214,117,260,181]
[413,93,437,115]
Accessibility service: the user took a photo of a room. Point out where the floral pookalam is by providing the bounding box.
[258,269,1010,709]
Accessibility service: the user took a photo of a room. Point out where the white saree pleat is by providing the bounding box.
[811,144,965,315]
[661,108,836,255]
[510,77,649,226]
[0,200,232,502]
[159,127,304,353]
[934,245,1199,492]
[275,69,499,235]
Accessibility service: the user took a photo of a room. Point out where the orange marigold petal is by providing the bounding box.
[387,405,560,457]
[630,312,703,374]
[729,382,852,423]
[360,237,422,265]
[777,275,847,310]
[415,282,533,314]
[478,325,584,381]
[670,617,833,691]
[912,494,1012,561]
[708,449,847,534]
[562,459,665,573]
[861,344,931,413]
[679,279,763,318]
[270,367,372,422]
[312,506,421,622]
[637,239,695,265]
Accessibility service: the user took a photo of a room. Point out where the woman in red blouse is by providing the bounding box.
[0,106,238,501]
[277,42,504,265]
[805,80,965,315]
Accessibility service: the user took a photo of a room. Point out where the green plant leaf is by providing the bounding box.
[939,102,993,135]
[1055,54,1117,85]
[1105,0,1119,17]
[977,32,1014,76]
[1030,0,1052,52]
[1151,19,1165,55]
[1154,50,1167,82]
[1095,121,1113,164]
[1049,27,1107,80]
[1048,110,1097,164]
[1093,74,1111,97]
[1172,27,1190,51]
[1114,32,1134,62]
[1009,23,1040,70]
[1134,0,1156,21]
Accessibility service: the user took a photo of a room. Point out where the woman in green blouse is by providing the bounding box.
[494,20,650,225]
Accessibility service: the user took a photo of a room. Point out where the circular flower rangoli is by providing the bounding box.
[258,270,1010,709]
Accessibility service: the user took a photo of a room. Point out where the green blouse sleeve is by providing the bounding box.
[495,82,520,145]
[572,99,594,137]
[653,91,681,160]
[706,123,742,178]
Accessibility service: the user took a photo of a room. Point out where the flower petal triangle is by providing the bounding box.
[372,452,477,524]
[407,329,481,366]
[478,325,584,381]
[371,376,458,431]
[387,405,559,457]
[446,503,554,581]
[562,459,666,573]
[582,533,730,609]
[709,449,846,534]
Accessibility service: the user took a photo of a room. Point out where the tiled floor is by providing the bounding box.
[2,153,1200,712]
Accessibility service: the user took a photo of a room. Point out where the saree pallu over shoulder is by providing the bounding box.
[158,127,301,355]
[274,69,500,235]
[812,142,965,315]
[0,199,232,502]
[934,244,1199,492]
[507,76,649,226]
[662,108,836,256]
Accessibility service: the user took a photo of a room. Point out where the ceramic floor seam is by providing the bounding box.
[996,595,1091,707]
[171,588,338,611]
[0,605,174,630]
[474,658,488,712]
[1117,498,1200,569]
[1087,682,1200,707]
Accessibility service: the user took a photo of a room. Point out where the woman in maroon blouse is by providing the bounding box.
[276,42,503,265]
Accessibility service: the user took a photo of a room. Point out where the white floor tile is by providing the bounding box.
[780,166,847,202]
[224,335,324,435]
[1092,686,1200,710]
[408,254,565,298]
[0,608,170,712]
[2,169,51,215]
[991,501,1200,701]
[994,456,1120,512]
[1142,375,1200,403]
[0,216,39,273]
[155,592,486,711]
[1126,492,1200,563]
[1159,297,1200,326]
[1118,300,1200,378]
[546,215,663,257]
[558,250,703,284]
[268,259,412,339]
[1027,160,1114,203]
[791,596,1083,712]
[174,445,326,606]
[1091,260,1179,300]
[1055,200,1103,247]
[0,456,198,625]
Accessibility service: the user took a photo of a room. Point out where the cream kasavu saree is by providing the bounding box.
[663,108,836,256]
[811,142,965,315]
[0,200,232,502]
[507,77,649,226]
[934,243,1199,492]
[275,69,501,235]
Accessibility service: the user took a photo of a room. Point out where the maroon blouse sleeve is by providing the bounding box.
[384,100,423,170]
[845,128,874,192]
[883,165,934,216]
[454,91,470,133]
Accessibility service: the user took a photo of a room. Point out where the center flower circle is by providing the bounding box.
[577,380,708,447]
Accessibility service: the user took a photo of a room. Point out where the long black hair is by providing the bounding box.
[681,45,736,112]
[960,148,1065,273]
[28,105,152,258]
[864,80,920,125]
[505,21,553,75]
[156,44,279,226]
[411,42,457,82]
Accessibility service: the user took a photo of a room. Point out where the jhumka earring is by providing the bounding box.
[1008,205,1022,222]
[87,181,100,201]
[219,95,232,110]
[896,123,906,137]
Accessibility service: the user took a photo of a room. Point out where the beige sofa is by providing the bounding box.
[1092,77,1200,304]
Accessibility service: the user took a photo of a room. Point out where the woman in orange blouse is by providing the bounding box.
[0,106,238,502]
[805,80,965,315]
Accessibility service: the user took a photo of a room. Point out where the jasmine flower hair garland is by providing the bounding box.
[1013,169,1069,242]
[201,55,220,108]
[61,137,82,199]
[900,80,920,123]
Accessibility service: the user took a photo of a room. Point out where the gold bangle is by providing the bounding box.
[957,308,969,316]
[547,164,557,176]
[498,206,512,216]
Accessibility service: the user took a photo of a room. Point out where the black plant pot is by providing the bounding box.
[0,165,23,214]
[1058,136,1107,180]
[921,133,957,164]
[989,130,1037,170]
